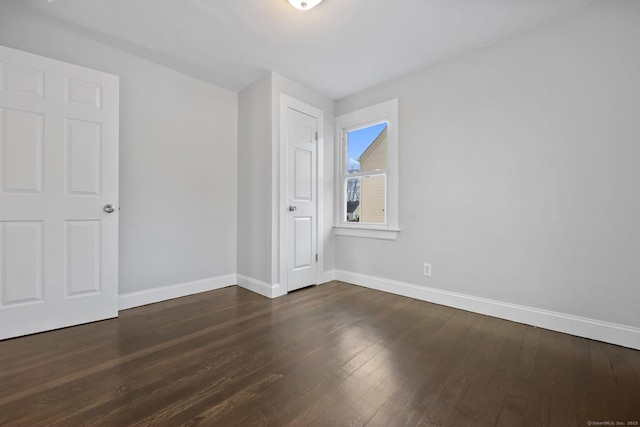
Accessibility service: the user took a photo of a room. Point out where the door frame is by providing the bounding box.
[278,94,324,295]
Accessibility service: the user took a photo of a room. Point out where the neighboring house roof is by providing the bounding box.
[358,125,388,164]
[347,201,360,213]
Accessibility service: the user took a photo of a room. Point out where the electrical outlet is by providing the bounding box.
[423,263,432,277]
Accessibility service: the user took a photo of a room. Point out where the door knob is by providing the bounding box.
[288,205,297,212]
[104,204,116,213]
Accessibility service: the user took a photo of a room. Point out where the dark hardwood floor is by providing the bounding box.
[1,281,639,426]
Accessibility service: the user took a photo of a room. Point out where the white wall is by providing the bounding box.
[237,74,273,284]
[5,0,637,348]
[0,6,239,295]
[335,1,640,330]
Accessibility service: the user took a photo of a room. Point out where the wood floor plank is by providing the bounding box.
[0,281,638,426]
[441,317,527,426]
[495,325,542,427]
[42,284,368,426]
[588,339,640,422]
[364,309,485,426]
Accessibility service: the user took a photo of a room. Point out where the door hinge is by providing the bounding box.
[316,253,319,262]
[315,132,318,141]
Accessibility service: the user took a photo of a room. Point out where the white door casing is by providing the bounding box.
[0,45,119,340]
[282,97,322,293]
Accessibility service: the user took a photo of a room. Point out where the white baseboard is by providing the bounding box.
[237,274,284,299]
[118,275,236,311]
[318,270,336,285]
[334,270,640,350]
[117,269,640,350]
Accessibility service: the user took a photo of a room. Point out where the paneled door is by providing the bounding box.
[0,45,119,340]
[286,106,317,292]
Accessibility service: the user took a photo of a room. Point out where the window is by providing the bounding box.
[345,123,388,224]
[335,99,399,240]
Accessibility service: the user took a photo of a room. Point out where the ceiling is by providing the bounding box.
[3,0,597,99]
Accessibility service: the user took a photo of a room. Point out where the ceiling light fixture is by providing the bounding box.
[288,0,323,11]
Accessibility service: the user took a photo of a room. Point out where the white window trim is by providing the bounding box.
[334,98,399,241]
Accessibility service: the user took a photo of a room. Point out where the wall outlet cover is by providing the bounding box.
[423,263,432,277]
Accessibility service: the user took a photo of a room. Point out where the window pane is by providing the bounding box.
[345,174,386,224]
[347,122,388,174]
[345,177,360,222]
[359,174,386,224]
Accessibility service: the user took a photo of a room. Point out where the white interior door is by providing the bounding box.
[286,107,317,292]
[0,45,119,340]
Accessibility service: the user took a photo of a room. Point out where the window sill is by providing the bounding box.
[333,225,400,241]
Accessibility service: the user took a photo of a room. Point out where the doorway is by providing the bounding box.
[279,95,324,293]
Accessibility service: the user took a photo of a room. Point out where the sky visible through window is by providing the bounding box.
[347,122,387,172]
